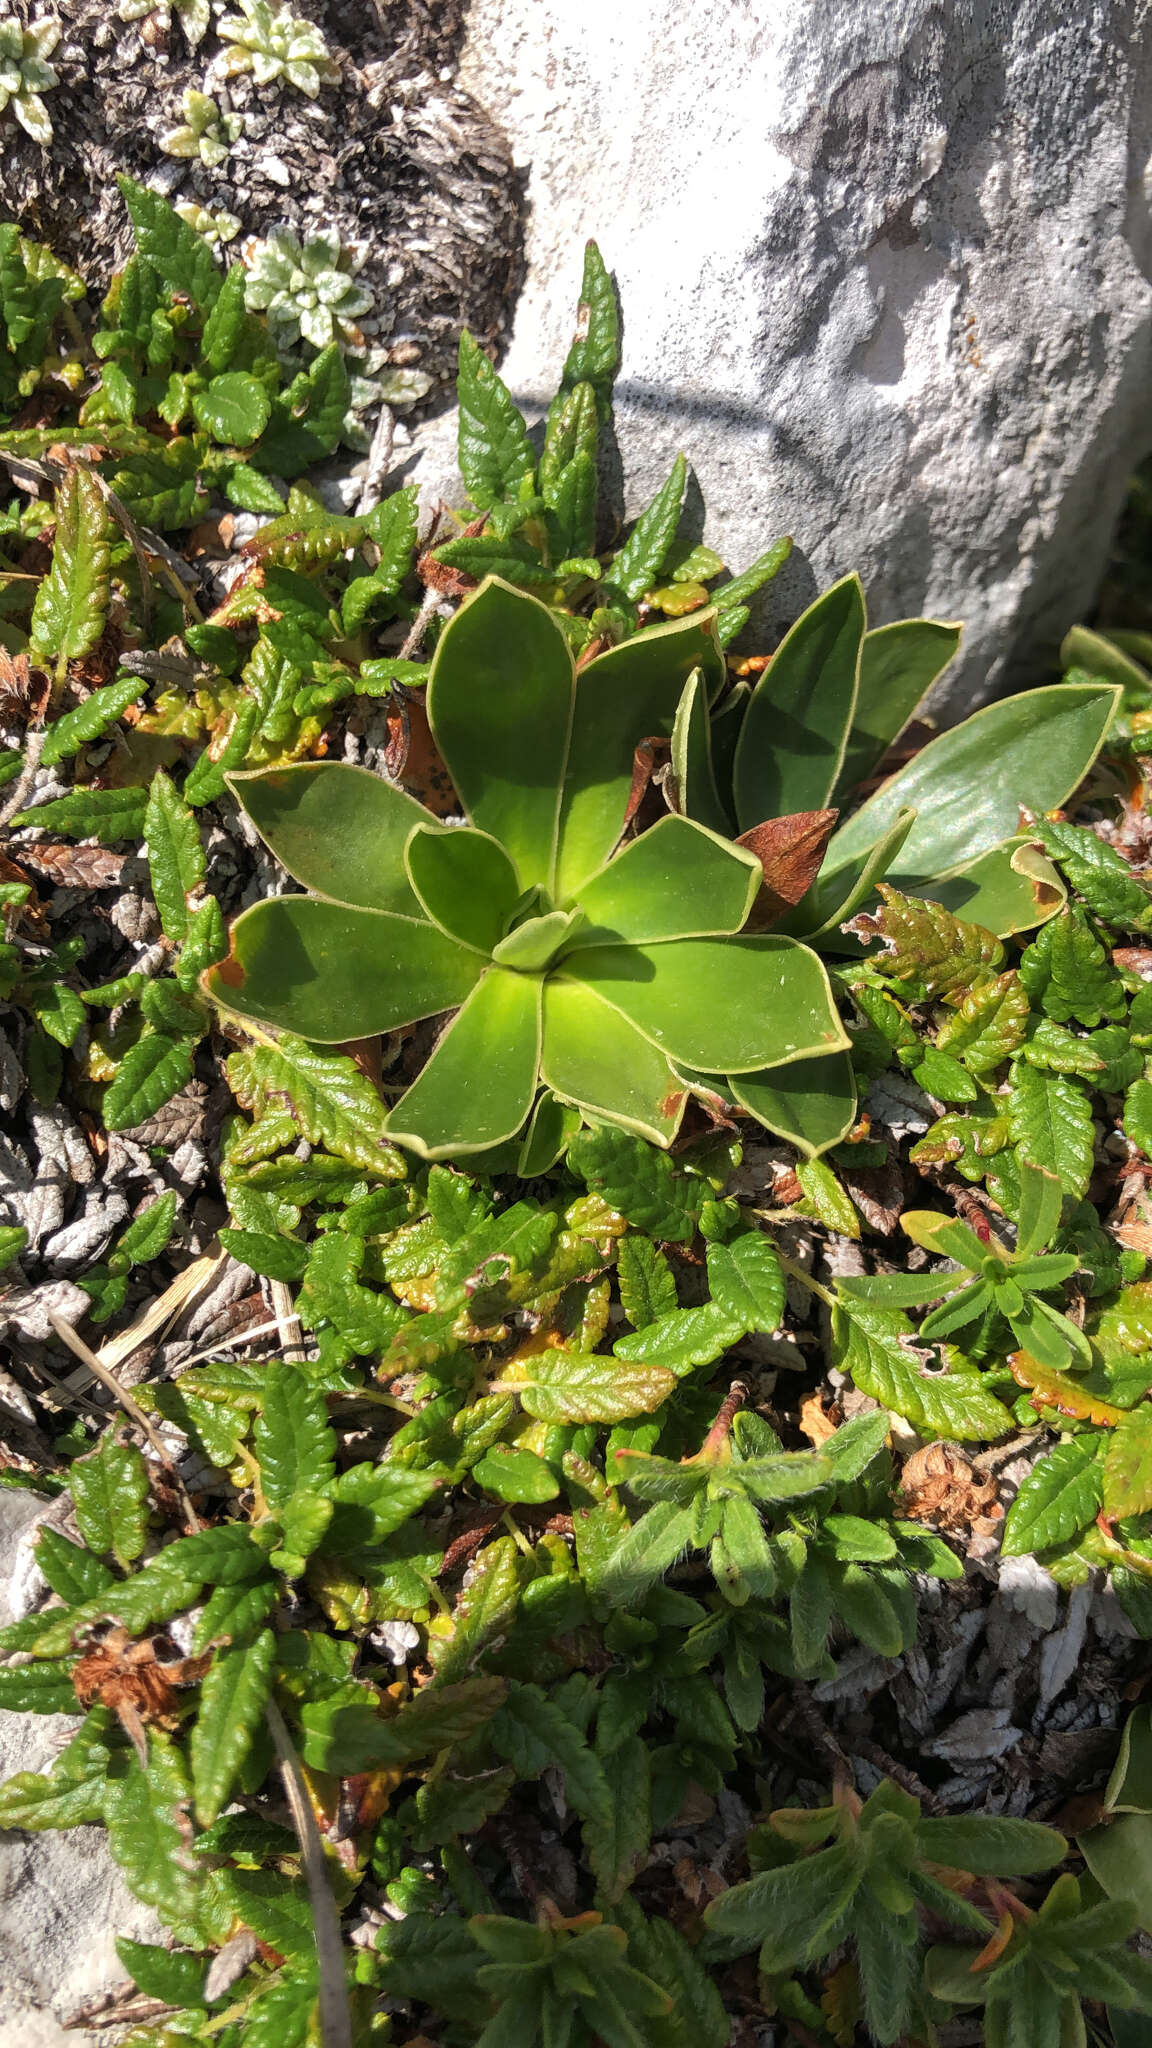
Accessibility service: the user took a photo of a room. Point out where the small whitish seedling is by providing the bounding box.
[243,229,374,351]
[160,89,243,169]
[118,0,211,45]
[0,17,60,143]
[215,0,338,98]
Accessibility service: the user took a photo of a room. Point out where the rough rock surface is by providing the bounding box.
[434,0,1152,714]
[0,1489,160,2048]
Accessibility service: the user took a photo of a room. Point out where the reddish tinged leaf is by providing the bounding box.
[736,809,839,925]
[622,736,669,830]
[1007,1350,1125,1425]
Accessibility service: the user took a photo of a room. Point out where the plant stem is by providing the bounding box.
[265,1697,354,2048]
[774,1249,836,1310]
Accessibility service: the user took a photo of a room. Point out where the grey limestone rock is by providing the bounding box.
[433,0,1152,715]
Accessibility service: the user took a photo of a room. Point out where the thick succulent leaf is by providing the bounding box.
[518,1090,581,1175]
[427,578,574,891]
[672,667,733,834]
[554,611,726,900]
[729,1050,858,1157]
[228,762,438,915]
[911,837,1068,939]
[491,910,578,969]
[822,682,1120,884]
[540,979,685,1145]
[206,897,483,1041]
[405,822,519,953]
[732,574,865,829]
[561,935,848,1075]
[388,968,542,1157]
[566,815,760,947]
[833,617,963,803]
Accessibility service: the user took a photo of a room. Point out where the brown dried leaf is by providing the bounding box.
[15,841,126,889]
[736,809,838,926]
[899,1442,1002,1531]
[798,1392,841,1447]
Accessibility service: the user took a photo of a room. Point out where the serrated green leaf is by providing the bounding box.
[192,370,271,446]
[1104,1407,1152,1522]
[936,969,1031,1074]
[1001,1435,1102,1556]
[40,673,147,767]
[614,1301,741,1374]
[1007,1060,1096,1198]
[567,1123,703,1240]
[1018,906,1126,1026]
[616,1234,678,1330]
[832,1298,1013,1439]
[861,884,1003,999]
[71,1439,150,1566]
[219,1227,308,1283]
[490,1679,612,1830]
[605,453,687,602]
[457,328,536,510]
[104,1030,196,1131]
[429,1536,521,1685]
[34,1527,116,1604]
[225,1033,407,1179]
[1039,820,1152,929]
[214,1866,314,1958]
[706,1231,783,1334]
[0,1659,79,1713]
[503,1349,676,1423]
[252,1362,335,1509]
[144,769,204,943]
[558,241,619,413]
[470,1444,560,1503]
[585,1735,651,1899]
[191,1628,275,1825]
[104,1735,205,1939]
[115,1937,208,2009]
[29,467,113,664]
[118,177,222,310]
[598,1500,693,1605]
[1124,1078,1152,1159]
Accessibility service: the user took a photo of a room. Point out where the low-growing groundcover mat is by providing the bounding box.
[5,195,1152,2048]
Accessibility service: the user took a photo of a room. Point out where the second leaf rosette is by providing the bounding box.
[206,578,847,1158]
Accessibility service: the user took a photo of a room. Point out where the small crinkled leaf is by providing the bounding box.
[228,762,436,916]
[733,573,865,826]
[103,1735,204,1939]
[567,1121,703,1239]
[1006,1060,1096,1199]
[858,884,1003,998]
[192,371,271,446]
[429,1536,521,1685]
[1104,1407,1152,1523]
[0,1660,79,1713]
[300,1674,505,1772]
[10,784,148,842]
[604,452,687,601]
[457,327,536,509]
[585,1735,652,1899]
[833,1298,1013,1440]
[40,673,147,767]
[1001,1434,1102,1555]
[1018,906,1126,1025]
[617,1234,678,1329]
[35,1527,116,1605]
[29,466,112,663]
[489,1679,612,1828]
[207,896,483,1042]
[541,978,686,1146]
[613,1302,741,1375]
[823,680,1120,883]
[190,1628,276,1826]
[118,176,222,308]
[729,1050,858,1159]
[427,578,574,891]
[225,1032,406,1177]
[706,1231,784,1334]
[214,1866,314,1958]
[557,241,619,411]
[252,1361,335,1509]
[936,969,1031,1074]
[104,1030,197,1132]
[563,933,847,1074]
[144,768,204,943]
[502,1349,676,1423]
[1039,819,1152,929]
[71,1439,150,1566]
[471,1444,560,1503]
[568,813,759,944]
[115,1938,208,2010]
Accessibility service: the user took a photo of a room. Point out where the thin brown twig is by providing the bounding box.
[43,1311,202,1535]
[265,1697,354,2048]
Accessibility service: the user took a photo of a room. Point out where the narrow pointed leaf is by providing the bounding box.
[833,617,963,802]
[191,1629,276,1826]
[562,934,847,1074]
[605,453,687,601]
[567,814,759,946]
[555,611,725,899]
[29,467,112,662]
[389,967,541,1156]
[428,578,574,890]
[206,897,484,1041]
[730,1051,857,1158]
[541,979,686,1144]
[457,328,537,509]
[823,682,1120,883]
[405,822,521,952]
[228,762,438,915]
[671,667,733,833]
[737,810,840,924]
[733,574,865,828]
